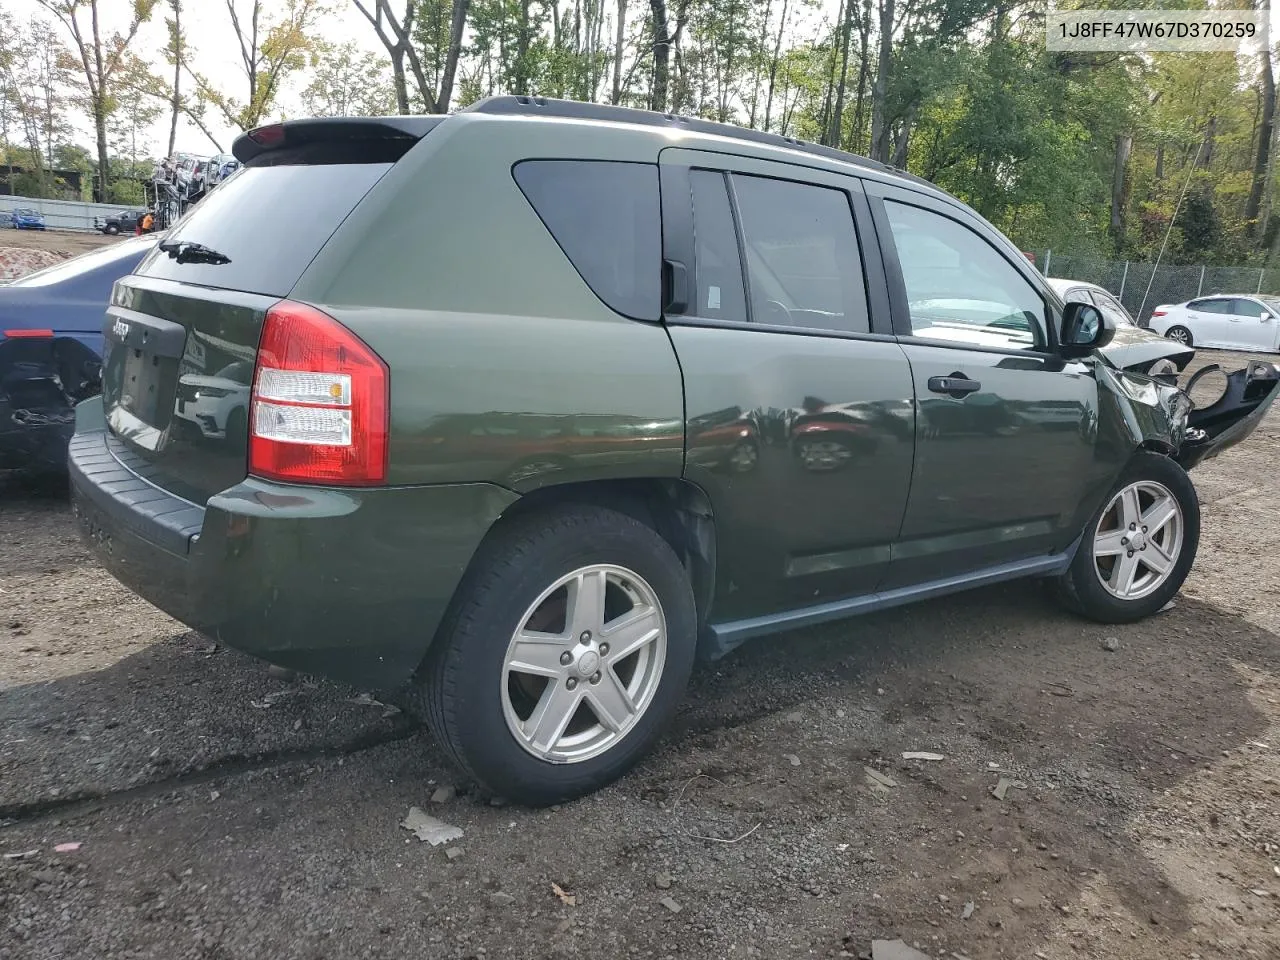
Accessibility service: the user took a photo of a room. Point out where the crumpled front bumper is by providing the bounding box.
[1176,359,1280,470]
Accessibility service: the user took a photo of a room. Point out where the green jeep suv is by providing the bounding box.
[69,97,1280,805]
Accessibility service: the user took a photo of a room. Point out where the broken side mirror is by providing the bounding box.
[1060,301,1114,358]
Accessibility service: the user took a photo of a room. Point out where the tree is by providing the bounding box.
[356,0,471,114]
[36,0,157,201]
[196,0,326,131]
[1244,0,1274,239]
[302,41,398,115]
[163,0,184,157]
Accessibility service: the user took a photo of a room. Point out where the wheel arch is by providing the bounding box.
[423,476,720,669]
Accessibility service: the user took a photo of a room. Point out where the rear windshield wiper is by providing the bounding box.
[158,240,231,265]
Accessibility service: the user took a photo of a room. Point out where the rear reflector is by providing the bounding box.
[3,329,54,338]
[248,301,388,486]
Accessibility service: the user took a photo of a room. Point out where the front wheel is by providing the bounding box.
[417,505,697,806]
[1053,452,1200,623]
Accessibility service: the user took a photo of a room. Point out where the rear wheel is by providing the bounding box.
[417,505,697,806]
[1054,452,1199,623]
[1165,325,1193,347]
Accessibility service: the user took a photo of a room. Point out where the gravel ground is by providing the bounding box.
[1,350,1278,960]
[0,230,121,256]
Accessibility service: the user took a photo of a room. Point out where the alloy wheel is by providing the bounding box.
[1092,480,1184,600]
[501,564,667,764]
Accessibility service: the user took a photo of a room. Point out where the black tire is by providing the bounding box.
[1165,325,1193,348]
[416,504,697,806]
[1053,452,1200,623]
[104,223,119,235]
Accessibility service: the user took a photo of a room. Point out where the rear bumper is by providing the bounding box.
[69,418,518,692]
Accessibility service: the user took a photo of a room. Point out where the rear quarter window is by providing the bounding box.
[134,163,392,297]
[513,160,661,321]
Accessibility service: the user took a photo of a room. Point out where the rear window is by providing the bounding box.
[513,160,661,321]
[134,163,392,297]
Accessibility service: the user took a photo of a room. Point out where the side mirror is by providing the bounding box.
[1060,301,1114,357]
[1260,311,1272,322]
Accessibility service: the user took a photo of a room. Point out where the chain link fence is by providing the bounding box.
[1029,250,1280,326]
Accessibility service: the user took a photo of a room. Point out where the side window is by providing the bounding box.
[1189,298,1227,314]
[689,169,748,323]
[731,174,870,334]
[513,160,661,321]
[883,200,1047,350]
[1064,288,1097,305]
[1231,298,1263,317]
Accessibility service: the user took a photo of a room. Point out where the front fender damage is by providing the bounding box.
[1096,359,1280,471]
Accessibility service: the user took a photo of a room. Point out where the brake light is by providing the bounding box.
[248,124,285,148]
[1151,310,1167,318]
[249,301,388,486]
[3,329,54,338]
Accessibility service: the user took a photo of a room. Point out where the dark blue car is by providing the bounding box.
[0,234,159,472]
[11,208,47,230]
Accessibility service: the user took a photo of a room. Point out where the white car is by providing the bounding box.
[1148,294,1280,352]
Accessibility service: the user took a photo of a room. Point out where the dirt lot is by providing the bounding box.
[1,229,121,257]
[2,351,1278,960]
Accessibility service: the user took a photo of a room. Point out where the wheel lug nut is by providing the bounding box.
[590,672,602,684]
[1127,550,1135,557]
[1141,526,1148,533]
[579,631,591,643]
[1121,537,1128,545]
[559,651,573,666]
[1129,523,1137,530]
[566,677,578,690]
[599,643,609,655]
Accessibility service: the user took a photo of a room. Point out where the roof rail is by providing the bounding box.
[462,95,933,186]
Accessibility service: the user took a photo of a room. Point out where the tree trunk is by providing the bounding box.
[650,0,669,111]
[851,0,870,153]
[611,0,627,103]
[391,47,410,113]
[827,0,856,148]
[168,0,181,156]
[818,0,844,140]
[763,0,789,131]
[1197,115,1217,168]
[1154,142,1164,180]
[890,103,915,167]
[437,0,470,112]
[869,0,893,163]
[1110,133,1132,252]
[1246,35,1275,234]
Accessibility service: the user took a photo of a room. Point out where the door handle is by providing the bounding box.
[928,373,982,398]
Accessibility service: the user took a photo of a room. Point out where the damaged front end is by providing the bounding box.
[0,334,102,472]
[1096,358,1280,471]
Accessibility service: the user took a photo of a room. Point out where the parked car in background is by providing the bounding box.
[10,208,46,230]
[0,233,160,473]
[1045,278,1194,382]
[94,210,145,235]
[1148,294,1280,352]
[68,99,1280,806]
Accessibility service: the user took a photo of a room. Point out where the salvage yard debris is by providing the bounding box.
[871,939,931,960]
[399,807,464,846]
[551,882,576,906]
[901,751,945,761]
[991,777,1027,801]
[864,767,899,791]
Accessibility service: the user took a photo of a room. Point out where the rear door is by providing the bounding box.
[660,148,915,621]
[100,121,439,503]
[867,183,1101,586]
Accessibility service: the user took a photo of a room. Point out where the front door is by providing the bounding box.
[866,184,1102,587]
[1185,298,1234,347]
[1226,297,1280,351]
[659,148,916,621]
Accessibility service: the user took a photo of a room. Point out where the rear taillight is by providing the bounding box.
[1151,310,1167,318]
[249,301,388,486]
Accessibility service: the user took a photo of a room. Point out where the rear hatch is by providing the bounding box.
[100,118,440,504]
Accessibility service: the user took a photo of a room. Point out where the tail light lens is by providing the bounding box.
[249,301,388,486]
[1151,310,1167,318]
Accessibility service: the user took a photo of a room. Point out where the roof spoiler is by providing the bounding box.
[233,116,445,164]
